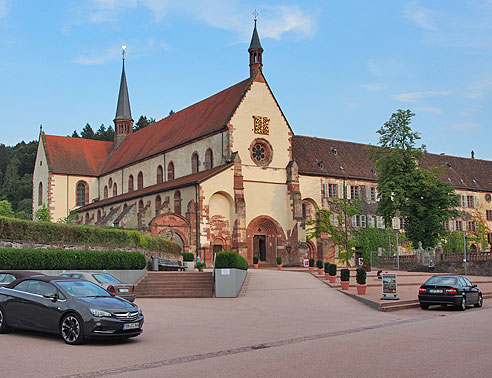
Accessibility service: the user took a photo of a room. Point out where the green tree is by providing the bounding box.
[34,204,50,222]
[307,199,361,265]
[168,109,175,116]
[368,109,459,248]
[133,115,156,132]
[81,123,95,139]
[71,130,80,138]
[3,156,20,196]
[0,200,14,218]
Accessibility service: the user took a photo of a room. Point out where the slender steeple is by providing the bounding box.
[248,11,263,78]
[114,45,134,148]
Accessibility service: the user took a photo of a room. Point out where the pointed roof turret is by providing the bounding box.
[248,12,264,78]
[114,59,132,121]
[248,18,263,52]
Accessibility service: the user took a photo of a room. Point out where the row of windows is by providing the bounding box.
[444,220,477,232]
[322,184,377,201]
[89,192,184,225]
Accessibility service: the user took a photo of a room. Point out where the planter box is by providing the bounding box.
[215,268,248,298]
[184,261,195,271]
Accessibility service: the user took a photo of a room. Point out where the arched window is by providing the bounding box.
[85,213,89,224]
[137,171,143,190]
[97,210,101,222]
[108,178,112,189]
[128,175,134,192]
[155,195,161,216]
[38,182,43,206]
[174,191,182,215]
[191,153,199,174]
[205,149,213,170]
[157,165,163,184]
[103,186,108,199]
[76,181,89,206]
[113,183,117,197]
[168,162,175,181]
[138,200,144,212]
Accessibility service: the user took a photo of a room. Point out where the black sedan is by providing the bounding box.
[0,270,45,287]
[418,275,483,310]
[0,276,144,344]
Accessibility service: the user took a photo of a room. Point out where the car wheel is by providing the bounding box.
[60,314,85,345]
[0,306,9,333]
[475,295,483,308]
[458,296,466,311]
[420,303,429,310]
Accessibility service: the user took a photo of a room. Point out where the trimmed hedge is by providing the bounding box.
[182,252,195,262]
[340,268,350,282]
[214,250,248,271]
[0,217,181,255]
[0,248,147,270]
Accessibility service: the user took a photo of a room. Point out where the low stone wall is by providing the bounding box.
[377,259,492,276]
[0,239,181,262]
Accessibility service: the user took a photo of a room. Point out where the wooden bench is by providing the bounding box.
[155,258,186,271]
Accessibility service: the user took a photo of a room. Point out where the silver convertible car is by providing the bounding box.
[0,276,144,345]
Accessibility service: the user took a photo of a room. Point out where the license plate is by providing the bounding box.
[123,322,139,330]
[429,289,443,294]
[119,288,129,293]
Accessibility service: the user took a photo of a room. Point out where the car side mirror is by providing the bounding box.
[472,284,477,288]
[44,293,58,302]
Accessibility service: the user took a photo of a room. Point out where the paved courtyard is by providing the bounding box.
[1,269,491,377]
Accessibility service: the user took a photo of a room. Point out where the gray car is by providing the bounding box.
[59,272,136,302]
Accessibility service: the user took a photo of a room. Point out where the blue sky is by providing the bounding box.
[1,1,492,160]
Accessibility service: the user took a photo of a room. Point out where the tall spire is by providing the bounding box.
[114,45,134,148]
[248,10,263,78]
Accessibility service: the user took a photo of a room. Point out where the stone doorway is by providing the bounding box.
[253,235,267,261]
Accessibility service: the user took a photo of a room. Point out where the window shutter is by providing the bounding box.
[449,220,454,231]
[474,196,478,208]
[323,183,328,198]
[392,217,400,230]
[352,216,357,227]
[338,184,343,199]
[346,186,351,199]
[462,221,466,231]
[368,216,375,228]
[461,195,466,207]
[334,245,339,258]
[375,188,380,202]
[377,216,385,229]
[361,215,367,228]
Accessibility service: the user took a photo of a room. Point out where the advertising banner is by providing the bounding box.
[381,273,399,300]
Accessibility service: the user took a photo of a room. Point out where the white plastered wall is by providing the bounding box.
[32,138,50,218]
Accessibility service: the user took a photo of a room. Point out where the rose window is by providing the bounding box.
[252,144,266,162]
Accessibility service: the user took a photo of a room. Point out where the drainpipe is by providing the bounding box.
[195,183,201,260]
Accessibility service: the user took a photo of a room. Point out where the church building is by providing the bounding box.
[33,20,492,265]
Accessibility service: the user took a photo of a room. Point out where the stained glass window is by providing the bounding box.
[253,116,270,135]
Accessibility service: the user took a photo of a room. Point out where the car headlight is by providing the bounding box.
[90,308,112,317]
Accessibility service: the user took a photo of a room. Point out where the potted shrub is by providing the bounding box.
[324,262,330,280]
[356,268,367,295]
[196,262,206,272]
[182,252,195,271]
[340,268,350,290]
[276,256,282,270]
[308,258,315,272]
[328,263,337,284]
[316,260,324,275]
[253,256,259,269]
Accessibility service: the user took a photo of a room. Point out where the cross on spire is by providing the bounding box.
[122,45,127,61]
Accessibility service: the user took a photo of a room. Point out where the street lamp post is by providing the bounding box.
[463,231,467,275]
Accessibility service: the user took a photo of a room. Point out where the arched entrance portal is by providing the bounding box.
[246,216,286,264]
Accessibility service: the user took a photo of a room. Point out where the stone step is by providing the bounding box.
[135,271,214,298]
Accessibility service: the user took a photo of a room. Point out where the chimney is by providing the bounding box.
[471,150,475,159]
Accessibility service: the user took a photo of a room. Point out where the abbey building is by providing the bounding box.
[33,21,492,265]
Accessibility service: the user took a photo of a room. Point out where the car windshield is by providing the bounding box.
[92,273,120,284]
[425,276,457,286]
[57,280,111,298]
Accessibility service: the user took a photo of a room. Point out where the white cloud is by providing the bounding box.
[404,3,438,32]
[0,0,11,18]
[448,121,480,130]
[393,90,452,102]
[75,1,316,40]
[74,46,122,65]
[361,83,387,92]
[415,106,442,114]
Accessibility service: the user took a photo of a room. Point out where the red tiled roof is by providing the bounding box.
[44,134,113,176]
[78,163,233,211]
[293,135,492,192]
[100,78,253,175]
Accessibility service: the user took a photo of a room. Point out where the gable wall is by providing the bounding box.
[32,138,50,218]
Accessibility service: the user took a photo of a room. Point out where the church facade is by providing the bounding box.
[33,21,492,265]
